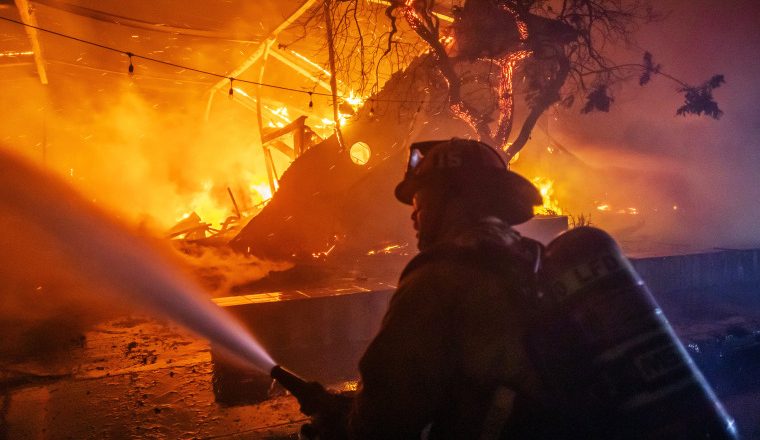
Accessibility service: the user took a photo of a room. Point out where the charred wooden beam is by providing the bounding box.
[204,0,320,119]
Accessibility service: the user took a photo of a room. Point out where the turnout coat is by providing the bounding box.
[348,218,559,439]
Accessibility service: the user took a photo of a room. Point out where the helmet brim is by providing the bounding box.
[394,170,543,225]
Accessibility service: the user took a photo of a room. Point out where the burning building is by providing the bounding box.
[1,0,760,438]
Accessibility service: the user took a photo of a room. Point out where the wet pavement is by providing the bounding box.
[2,280,760,439]
[0,317,306,439]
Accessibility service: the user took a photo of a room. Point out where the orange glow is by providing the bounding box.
[312,244,337,259]
[440,34,455,52]
[366,243,406,256]
[596,203,640,215]
[343,90,365,111]
[508,151,520,164]
[250,183,273,203]
[532,177,563,215]
[289,49,333,77]
[176,181,231,230]
[0,50,33,57]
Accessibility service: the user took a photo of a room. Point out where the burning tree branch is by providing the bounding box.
[377,0,723,158]
[383,0,531,149]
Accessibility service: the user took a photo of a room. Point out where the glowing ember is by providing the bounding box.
[440,34,455,51]
[312,244,337,259]
[366,243,407,256]
[0,50,33,57]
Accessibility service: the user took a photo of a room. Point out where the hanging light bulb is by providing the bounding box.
[369,99,375,117]
[127,52,134,75]
[228,78,234,98]
[308,92,313,109]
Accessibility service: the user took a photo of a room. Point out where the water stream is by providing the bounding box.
[0,147,276,373]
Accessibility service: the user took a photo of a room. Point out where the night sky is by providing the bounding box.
[551,0,760,249]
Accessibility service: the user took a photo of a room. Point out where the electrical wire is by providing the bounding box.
[0,14,426,105]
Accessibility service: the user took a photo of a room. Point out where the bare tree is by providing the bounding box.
[380,0,724,158]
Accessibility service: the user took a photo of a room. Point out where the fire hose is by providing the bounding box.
[270,365,352,440]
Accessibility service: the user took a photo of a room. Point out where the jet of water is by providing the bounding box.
[0,147,275,373]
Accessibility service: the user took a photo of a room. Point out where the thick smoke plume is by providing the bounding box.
[517,0,760,253]
[0,75,286,360]
[0,74,271,231]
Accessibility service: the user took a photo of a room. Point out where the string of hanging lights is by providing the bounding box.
[0,15,425,107]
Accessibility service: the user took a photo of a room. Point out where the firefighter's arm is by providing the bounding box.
[349,264,457,439]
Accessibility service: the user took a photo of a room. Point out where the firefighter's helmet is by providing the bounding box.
[394,138,541,225]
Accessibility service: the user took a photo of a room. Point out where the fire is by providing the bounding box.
[269,106,291,121]
[343,90,365,111]
[250,183,273,204]
[0,50,33,57]
[232,87,251,98]
[596,203,640,215]
[532,177,562,215]
[289,49,333,78]
[312,244,337,259]
[177,181,232,230]
[440,34,455,52]
[318,112,352,128]
[264,105,292,129]
[508,151,520,164]
[366,243,407,256]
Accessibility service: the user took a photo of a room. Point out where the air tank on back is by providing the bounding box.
[529,226,738,439]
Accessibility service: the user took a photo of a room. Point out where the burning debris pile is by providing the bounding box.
[229,56,458,261]
[0,0,723,262]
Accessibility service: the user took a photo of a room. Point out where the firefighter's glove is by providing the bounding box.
[297,382,353,440]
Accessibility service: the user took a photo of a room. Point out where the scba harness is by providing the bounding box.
[400,227,738,440]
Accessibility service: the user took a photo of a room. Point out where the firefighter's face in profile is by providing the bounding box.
[411,188,444,249]
[411,194,422,238]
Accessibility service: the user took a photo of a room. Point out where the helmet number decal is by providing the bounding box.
[437,150,462,169]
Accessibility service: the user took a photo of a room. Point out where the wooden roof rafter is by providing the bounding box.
[14,0,48,84]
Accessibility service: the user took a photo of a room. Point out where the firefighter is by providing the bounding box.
[345,138,558,439]
[295,137,738,439]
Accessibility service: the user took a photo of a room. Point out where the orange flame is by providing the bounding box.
[532,177,563,215]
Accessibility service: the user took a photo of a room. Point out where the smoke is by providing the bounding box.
[0,207,122,361]
[0,8,298,363]
[524,0,760,252]
[0,77,285,361]
[0,73,272,230]
[1,0,757,262]
[175,244,291,297]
